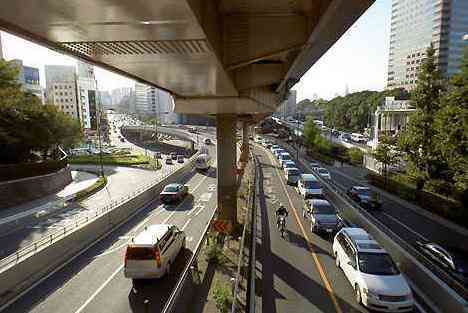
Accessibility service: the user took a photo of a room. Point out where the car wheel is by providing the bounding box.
[355,285,362,304]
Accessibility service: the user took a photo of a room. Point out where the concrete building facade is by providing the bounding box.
[387,0,468,91]
[369,97,416,149]
[45,65,79,119]
[76,62,98,130]
[135,82,176,124]
[11,59,43,103]
[276,90,297,119]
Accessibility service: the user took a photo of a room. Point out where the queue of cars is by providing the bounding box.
[259,135,415,312]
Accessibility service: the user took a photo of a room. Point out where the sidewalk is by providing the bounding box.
[0,170,98,228]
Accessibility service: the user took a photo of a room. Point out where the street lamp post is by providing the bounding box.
[296,112,300,160]
[96,85,105,177]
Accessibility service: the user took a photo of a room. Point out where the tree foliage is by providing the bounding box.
[322,88,409,132]
[303,117,321,147]
[0,59,83,163]
[399,45,446,189]
[374,135,400,184]
[434,48,468,194]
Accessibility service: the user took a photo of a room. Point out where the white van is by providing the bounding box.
[278,152,292,167]
[298,174,323,199]
[285,168,301,185]
[195,153,212,170]
[124,224,185,283]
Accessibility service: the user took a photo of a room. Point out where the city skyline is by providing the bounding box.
[1,1,391,101]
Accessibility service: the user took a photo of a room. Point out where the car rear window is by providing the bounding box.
[126,247,155,260]
[287,169,300,175]
[164,185,179,192]
[304,180,321,189]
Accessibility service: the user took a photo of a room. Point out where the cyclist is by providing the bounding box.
[275,203,288,229]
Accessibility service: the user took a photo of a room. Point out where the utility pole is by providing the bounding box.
[296,112,300,160]
[96,83,105,177]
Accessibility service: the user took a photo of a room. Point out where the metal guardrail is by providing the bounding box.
[161,206,218,313]
[0,152,200,273]
[274,140,468,311]
[231,151,257,313]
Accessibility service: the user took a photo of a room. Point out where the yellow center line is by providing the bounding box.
[264,147,343,313]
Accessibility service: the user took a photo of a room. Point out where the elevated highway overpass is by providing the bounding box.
[0,0,374,223]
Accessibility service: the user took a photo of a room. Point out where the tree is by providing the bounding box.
[374,135,401,185]
[303,117,321,148]
[399,45,445,190]
[0,59,83,163]
[434,47,468,201]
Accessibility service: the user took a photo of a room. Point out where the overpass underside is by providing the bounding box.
[0,0,374,224]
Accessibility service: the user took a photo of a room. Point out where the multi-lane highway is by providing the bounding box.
[1,148,217,313]
[253,143,426,313]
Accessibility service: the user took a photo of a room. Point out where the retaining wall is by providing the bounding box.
[0,167,72,209]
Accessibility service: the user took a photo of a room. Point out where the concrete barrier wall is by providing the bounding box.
[0,161,195,306]
[0,167,72,209]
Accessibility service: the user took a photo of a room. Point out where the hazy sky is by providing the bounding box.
[0,1,390,100]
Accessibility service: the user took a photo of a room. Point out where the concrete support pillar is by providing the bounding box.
[216,114,237,223]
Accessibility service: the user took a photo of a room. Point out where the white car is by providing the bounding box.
[297,174,323,199]
[317,167,331,179]
[333,228,414,312]
[124,224,186,283]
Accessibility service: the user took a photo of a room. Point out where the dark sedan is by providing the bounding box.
[159,183,188,204]
[346,186,382,210]
[416,241,468,286]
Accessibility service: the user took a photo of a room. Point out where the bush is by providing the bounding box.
[73,175,107,202]
[424,179,453,198]
[206,244,227,265]
[69,154,150,166]
[213,283,233,313]
[347,148,363,166]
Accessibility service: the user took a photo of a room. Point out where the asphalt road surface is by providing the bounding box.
[2,165,218,313]
[253,144,424,313]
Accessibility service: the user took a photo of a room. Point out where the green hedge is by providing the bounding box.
[69,154,150,166]
[0,159,68,182]
[73,176,108,202]
[367,173,467,228]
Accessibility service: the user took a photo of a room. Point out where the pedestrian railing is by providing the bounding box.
[0,152,200,273]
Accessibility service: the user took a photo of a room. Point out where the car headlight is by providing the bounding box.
[362,288,379,299]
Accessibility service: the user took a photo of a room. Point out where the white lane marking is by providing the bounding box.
[200,192,212,202]
[181,218,191,231]
[73,264,124,313]
[381,211,429,242]
[194,205,205,216]
[415,301,428,313]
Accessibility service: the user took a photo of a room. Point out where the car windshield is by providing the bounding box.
[304,180,320,189]
[318,169,329,174]
[313,203,336,214]
[281,154,291,160]
[163,185,179,192]
[288,169,300,176]
[358,253,400,275]
[285,162,295,168]
[357,188,371,196]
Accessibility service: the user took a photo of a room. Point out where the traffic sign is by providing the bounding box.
[211,219,233,234]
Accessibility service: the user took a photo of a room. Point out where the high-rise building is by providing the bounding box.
[77,62,98,130]
[11,59,44,103]
[98,90,112,109]
[111,87,133,107]
[45,65,79,119]
[134,82,176,124]
[387,0,468,91]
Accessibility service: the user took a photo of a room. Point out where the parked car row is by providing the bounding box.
[260,136,415,312]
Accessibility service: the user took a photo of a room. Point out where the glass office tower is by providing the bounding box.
[387,0,468,90]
